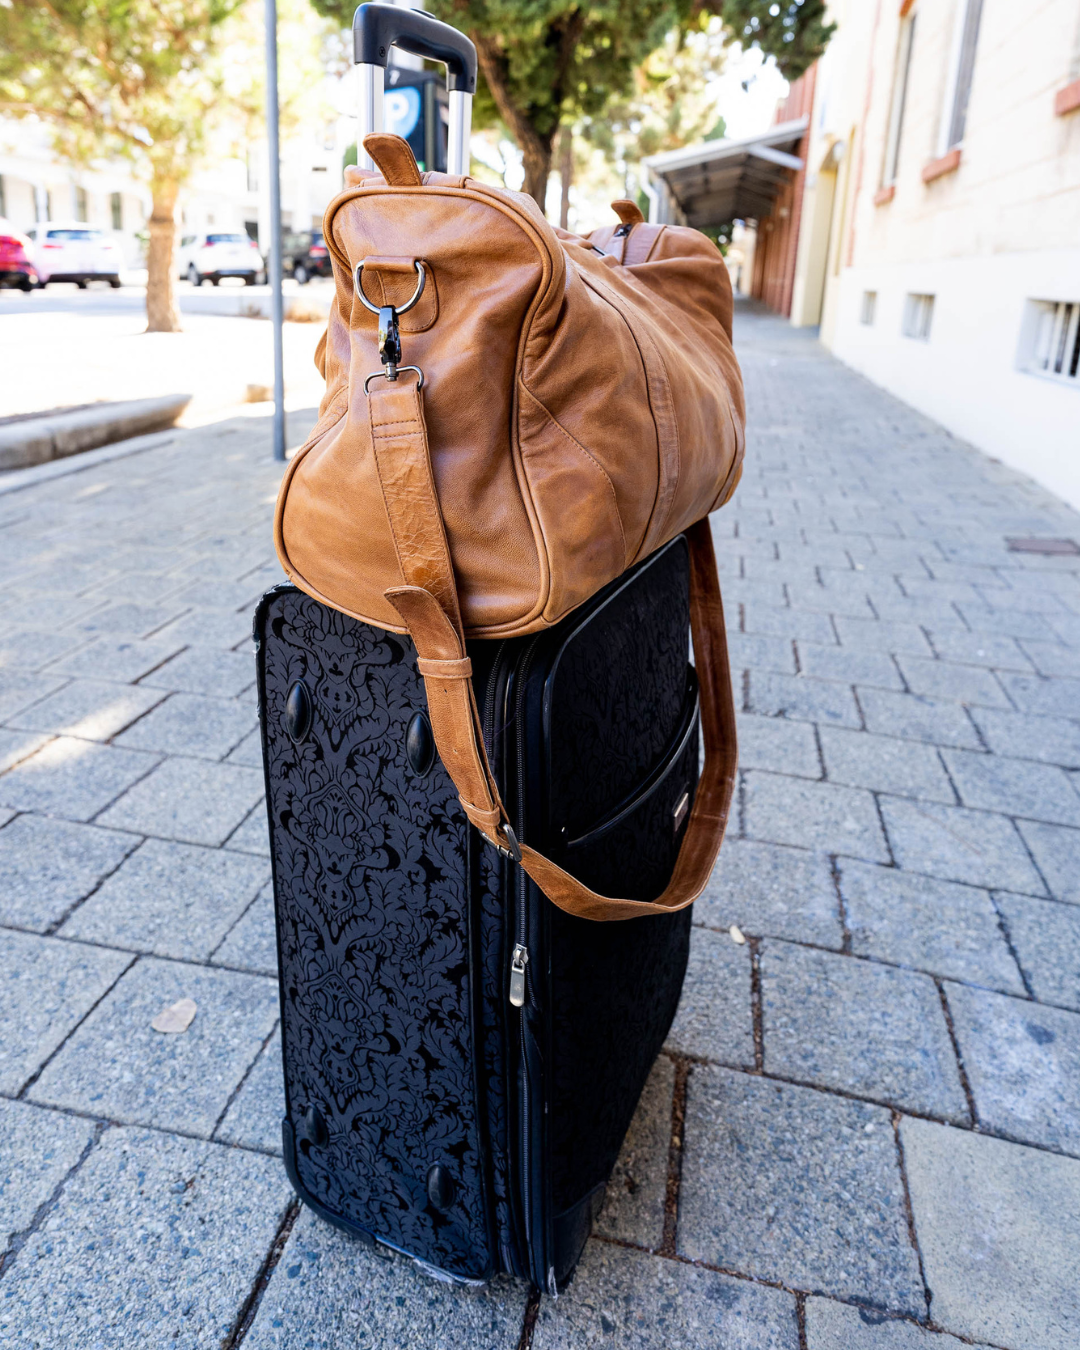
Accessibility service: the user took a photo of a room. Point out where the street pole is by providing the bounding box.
[265,0,286,462]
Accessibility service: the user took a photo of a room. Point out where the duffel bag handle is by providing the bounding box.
[364,372,738,923]
[353,3,476,174]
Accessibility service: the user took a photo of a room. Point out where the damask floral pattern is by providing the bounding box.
[259,590,494,1280]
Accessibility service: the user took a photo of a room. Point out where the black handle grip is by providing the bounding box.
[353,3,477,93]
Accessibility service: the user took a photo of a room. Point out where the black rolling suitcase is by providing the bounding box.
[256,534,699,1289]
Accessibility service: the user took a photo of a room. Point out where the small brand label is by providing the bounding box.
[673,790,690,834]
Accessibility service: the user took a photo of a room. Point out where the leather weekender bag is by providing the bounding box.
[274,131,746,921]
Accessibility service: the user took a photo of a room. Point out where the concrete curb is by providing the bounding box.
[181,291,330,322]
[0,426,178,496]
[0,404,318,498]
[0,394,192,471]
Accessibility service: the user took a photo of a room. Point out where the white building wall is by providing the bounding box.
[833,247,1080,509]
[795,0,1080,510]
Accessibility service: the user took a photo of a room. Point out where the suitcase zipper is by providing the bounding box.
[482,635,538,1278]
[510,633,541,992]
[509,944,528,1007]
[511,636,544,1285]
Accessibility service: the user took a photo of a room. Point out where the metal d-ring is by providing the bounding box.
[354,259,426,315]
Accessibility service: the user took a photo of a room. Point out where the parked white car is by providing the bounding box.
[25,222,123,287]
[178,232,263,286]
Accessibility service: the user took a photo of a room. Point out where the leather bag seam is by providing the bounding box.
[273,400,349,588]
[518,382,628,571]
[647,341,683,544]
[578,270,675,560]
[708,399,745,513]
[587,264,685,547]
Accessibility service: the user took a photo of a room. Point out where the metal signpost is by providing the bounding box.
[265,0,286,462]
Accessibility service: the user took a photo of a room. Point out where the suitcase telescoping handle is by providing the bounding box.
[353,3,477,175]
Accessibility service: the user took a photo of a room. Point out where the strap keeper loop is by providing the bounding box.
[417,655,473,679]
[459,796,500,831]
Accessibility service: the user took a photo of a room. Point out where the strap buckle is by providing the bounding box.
[495,822,523,864]
[355,260,427,390]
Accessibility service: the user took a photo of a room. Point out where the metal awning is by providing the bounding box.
[642,117,808,227]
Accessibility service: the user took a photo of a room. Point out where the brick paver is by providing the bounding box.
[1,306,1079,1346]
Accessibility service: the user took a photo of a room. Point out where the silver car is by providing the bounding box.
[178,231,263,286]
[26,222,123,288]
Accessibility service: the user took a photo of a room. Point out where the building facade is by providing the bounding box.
[747,70,817,317]
[0,119,150,265]
[769,0,1080,509]
[0,116,348,265]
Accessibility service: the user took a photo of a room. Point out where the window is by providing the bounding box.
[110,192,123,230]
[1023,301,1080,385]
[46,228,102,241]
[944,0,984,151]
[883,15,916,186]
[903,293,934,340]
[861,291,877,325]
[75,185,88,222]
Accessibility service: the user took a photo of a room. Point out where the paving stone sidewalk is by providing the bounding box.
[1,304,1079,1348]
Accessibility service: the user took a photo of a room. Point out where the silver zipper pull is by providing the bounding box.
[509,944,529,1008]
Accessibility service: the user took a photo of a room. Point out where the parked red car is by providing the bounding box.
[0,219,38,290]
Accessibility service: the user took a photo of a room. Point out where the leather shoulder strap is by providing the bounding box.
[366,375,737,921]
[591,221,665,267]
[623,222,665,265]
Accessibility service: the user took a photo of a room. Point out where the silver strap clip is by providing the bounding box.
[355,259,427,391]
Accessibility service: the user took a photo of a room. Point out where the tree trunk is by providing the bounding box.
[146,179,181,333]
[473,31,554,213]
[521,141,552,212]
[558,126,572,230]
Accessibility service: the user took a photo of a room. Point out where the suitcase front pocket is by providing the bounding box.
[559,670,699,904]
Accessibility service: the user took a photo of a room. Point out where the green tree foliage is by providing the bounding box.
[0,0,259,329]
[718,0,835,82]
[587,16,730,172]
[311,0,832,209]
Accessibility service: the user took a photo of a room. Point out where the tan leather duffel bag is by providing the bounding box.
[275,133,745,921]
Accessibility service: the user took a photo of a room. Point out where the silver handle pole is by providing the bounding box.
[357,62,384,169]
[447,89,472,175]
